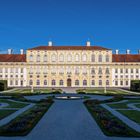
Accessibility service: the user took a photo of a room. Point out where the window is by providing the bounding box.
[15,80,18,85]
[106,55,109,62]
[98,67,102,74]
[36,80,40,86]
[67,54,72,62]
[75,54,79,62]
[10,80,13,85]
[115,81,118,86]
[16,68,18,73]
[59,67,64,74]
[75,67,79,74]
[131,69,133,73]
[44,80,47,85]
[44,55,47,62]
[29,80,33,85]
[98,54,102,62]
[21,68,23,73]
[125,69,128,73]
[21,80,23,86]
[91,68,95,74]
[115,69,118,73]
[29,54,33,62]
[59,54,64,62]
[10,68,14,73]
[52,54,56,62]
[99,80,102,86]
[36,67,40,74]
[82,67,87,74]
[91,80,95,85]
[126,81,128,86]
[52,80,56,85]
[0,68,2,73]
[120,81,123,86]
[106,68,110,74]
[37,55,40,62]
[75,80,79,86]
[82,54,87,62]
[120,69,123,73]
[106,80,109,86]
[59,80,63,86]
[136,69,139,73]
[83,80,87,86]
[91,54,95,62]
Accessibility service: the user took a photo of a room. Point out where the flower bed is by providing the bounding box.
[84,99,140,137]
[0,99,53,136]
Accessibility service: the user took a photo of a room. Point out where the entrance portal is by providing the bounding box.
[67,79,71,87]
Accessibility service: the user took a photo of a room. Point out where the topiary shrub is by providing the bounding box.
[130,80,140,92]
[0,80,7,91]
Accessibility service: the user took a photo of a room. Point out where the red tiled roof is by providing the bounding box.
[28,46,111,51]
[0,54,26,62]
[113,54,140,62]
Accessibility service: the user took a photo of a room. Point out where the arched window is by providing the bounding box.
[44,80,47,85]
[98,54,102,62]
[99,80,102,86]
[75,54,79,62]
[98,67,102,74]
[36,80,40,86]
[37,55,40,62]
[91,80,95,85]
[91,54,95,62]
[83,80,87,86]
[44,55,47,62]
[106,55,109,62]
[59,54,64,62]
[67,54,72,62]
[59,80,63,85]
[75,80,79,86]
[82,54,87,62]
[52,79,56,85]
[83,67,87,74]
[106,68,110,74]
[91,68,95,74]
[106,80,109,86]
[75,67,79,74]
[29,54,33,62]
[51,54,56,62]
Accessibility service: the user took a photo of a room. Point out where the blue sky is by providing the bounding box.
[0,0,140,54]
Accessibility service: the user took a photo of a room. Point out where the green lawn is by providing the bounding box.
[5,88,62,94]
[108,99,140,109]
[0,110,16,120]
[118,110,140,124]
[0,99,28,108]
[77,88,130,95]
[136,104,140,108]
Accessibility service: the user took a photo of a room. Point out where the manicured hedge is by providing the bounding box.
[130,80,140,92]
[0,80,7,91]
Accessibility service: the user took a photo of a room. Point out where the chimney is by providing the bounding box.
[115,49,119,54]
[86,41,91,47]
[8,49,12,54]
[138,50,140,54]
[126,49,130,54]
[48,41,53,46]
[20,49,24,55]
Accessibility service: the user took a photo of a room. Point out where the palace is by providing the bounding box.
[0,41,140,88]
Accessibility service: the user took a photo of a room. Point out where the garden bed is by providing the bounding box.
[0,98,53,136]
[84,99,140,137]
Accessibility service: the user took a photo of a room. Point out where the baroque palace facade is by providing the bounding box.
[0,41,140,88]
